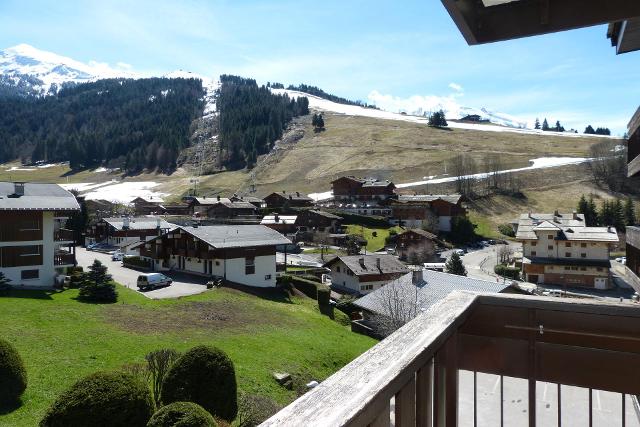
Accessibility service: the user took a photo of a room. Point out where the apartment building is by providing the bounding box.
[516,212,619,289]
[0,182,79,288]
[323,254,409,295]
[389,194,466,232]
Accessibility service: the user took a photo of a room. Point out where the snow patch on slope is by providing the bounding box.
[61,181,167,203]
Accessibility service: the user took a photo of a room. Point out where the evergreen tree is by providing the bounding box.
[613,199,625,231]
[78,260,117,303]
[586,194,598,226]
[445,252,467,276]
[584,125,596,134]
[599,200,615,227]
[0,271,10,291]
[542,118,550,131]
[577,194,588,219]
[428,110,448,127]
[534,118,540,129]
[624,198,636,226]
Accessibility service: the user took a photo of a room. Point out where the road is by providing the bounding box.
[76,247,208,299]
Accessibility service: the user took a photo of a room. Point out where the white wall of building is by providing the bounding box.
[328,261,390,294]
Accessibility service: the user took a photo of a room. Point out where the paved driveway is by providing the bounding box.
[76,247,208,299]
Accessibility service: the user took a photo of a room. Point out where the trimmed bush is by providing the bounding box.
[285,275,321,299]
[494,264,520,280]
[498,223,516,237]
[317,287,331,307]
[147,402,217,427]
[161,346,238,422]
[0,338,27,405]
[40,371,154,427]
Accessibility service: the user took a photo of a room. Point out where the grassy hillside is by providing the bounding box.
[0,285,374,426]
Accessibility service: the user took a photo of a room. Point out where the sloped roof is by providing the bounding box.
[0,182,79,211]
[516,212,585,240]
[265,191,313,201]
[533,220,561,231]
[192,197,230,206]
[230,194,264,204]
[324,254,409,276]
[103,217,174,231]
[181,225,291,248]
[559,227,619,242]
[212,200,257,210]
[399,229,438,240]
[261,215,298,225]
[305,210,343,220]
[395,194,463,204]
[354,269,509,316]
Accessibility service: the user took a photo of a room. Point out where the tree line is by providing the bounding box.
[267,82,378,109]
[577,194,636,231]
[534,117,611,135]
[217,75,309,169]
[0,78,205,173]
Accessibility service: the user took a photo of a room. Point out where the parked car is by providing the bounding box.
[453,249,465,256]
[111,251,124,261]
[137,273,172,291]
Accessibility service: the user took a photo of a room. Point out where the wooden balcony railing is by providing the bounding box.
[262,292,640,426]
[54,253,75,266]
[54,228,75,242]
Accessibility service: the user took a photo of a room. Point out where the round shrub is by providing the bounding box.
[40,371,154,427]
[147,402,217,427]
[317,287,331,307]
[161,346,237,422]
[0,338,27,405]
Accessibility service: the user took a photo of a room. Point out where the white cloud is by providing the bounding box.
[449,82,463,92]
[116,62,132,70]
[367,90,465,118]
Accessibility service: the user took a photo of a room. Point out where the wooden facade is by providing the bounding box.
[396,229,438,262]
[0,211,43,242]
[263,192,314,209]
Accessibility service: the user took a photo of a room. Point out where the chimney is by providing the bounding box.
[412,269,423,285]
[376,257,381,270]
[554,209,559,217]
[274,213,280,223]
[528,212,532,218]
[13,182,25,197]
[573,210,579,220]
[123,217,130,229]
[296,191,300,197]
[359,257,366,269]
[156,217,161,229]
[217,195,220,201]
[289,195,293,200]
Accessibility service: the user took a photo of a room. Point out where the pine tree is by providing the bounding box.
[584,125,595,134]
[542,118,550,131]
[79,260,117,303]
[577,194,588,218]
[534,118,540,129]
[0,271,11,291]
[445,252,467,276]
[428,110,448,127]
[586,194,598,226]
[624,198,636,226]
[613,199,625,231]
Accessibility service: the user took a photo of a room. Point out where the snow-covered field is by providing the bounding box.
[308,156,592,201]
[272,88,619,140]
[61,181,167,203]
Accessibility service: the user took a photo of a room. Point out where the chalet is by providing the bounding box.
[206,200,257,219]
[389,194,466,232]
[516,212,619,289]
[230,194,265,209]
[162,203,191,216]
[131,197,164,216]
[0,182,79,288]
[85,217,173,248]
[263,191,314,209]
[188,196,228,215]
[138,225,290,287]
[323,254,409,295]
[331,176,396,204]
[260,214,298,235]
[395,229,439,263]
[296,210,343,234]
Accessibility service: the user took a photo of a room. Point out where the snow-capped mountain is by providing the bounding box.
[456,106,528,128]
[0,44,140,96]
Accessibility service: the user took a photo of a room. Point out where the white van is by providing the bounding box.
[112,251,124,261]
[137,273,172,291]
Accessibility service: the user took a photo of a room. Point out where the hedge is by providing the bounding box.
[147,402,217,427]
[280,275,322,299]
[161,346,238,422]
[0,338,27,405]
[494,264,520,280]
[123,256,152,270]
[317,287,331,307]
[40,371,154,427]
[329,211,389,228]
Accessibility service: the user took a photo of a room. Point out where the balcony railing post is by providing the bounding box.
[395,374,416,427]
[369,401,390,427]
[416,360,434,427]
[434,333,458,427]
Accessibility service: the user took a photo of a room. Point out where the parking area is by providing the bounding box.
[76,247,209,299]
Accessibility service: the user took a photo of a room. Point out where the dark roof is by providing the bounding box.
[324,255,409,276]
[525,257,612,268]
[265,191,313,202]
[192,197,229,206]
[354,269,510,316]
[180,225,291,248]
[305,210,343,220]
[211,200,257,210]
[0,182,79,211]
[103,217,174,231]
[230,195,264,204]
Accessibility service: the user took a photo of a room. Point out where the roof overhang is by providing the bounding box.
[442,0,640,45]
[608,18,640,54]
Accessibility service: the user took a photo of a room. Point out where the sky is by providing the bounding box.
[1,0,639,134]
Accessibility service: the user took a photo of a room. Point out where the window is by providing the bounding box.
[531,251,537,256]
[581,253,587,258]
[360,284,373,291]
[531,241,537,246]
[565,242,571,248]
[336,266,341,273]
[21,269,39,280]
[20,245,41,256]
[215,260,220,266]
[245,257,255,275]
[548,234,554,239]
[264,274,272,280]
[597,267,603,272]
[581,243,587,248]
[580,267,587,271]
[565,252,571,257]
[547,245,553,250]
[564,266,570,271]
[20,220,41,231]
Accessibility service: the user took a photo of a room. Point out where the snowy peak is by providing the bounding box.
[0,43,138,95]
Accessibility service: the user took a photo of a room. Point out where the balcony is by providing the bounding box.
[54,228,75,242]
[54,253,75,266]
[262,292,640,426]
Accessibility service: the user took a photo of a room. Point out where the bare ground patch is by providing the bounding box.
[103,299,293,334]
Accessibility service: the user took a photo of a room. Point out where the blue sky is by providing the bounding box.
[1,0,639,134]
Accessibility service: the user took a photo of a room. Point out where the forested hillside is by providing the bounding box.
[274,82,377,109]
[218,75,309,169]
[0,78,205,173]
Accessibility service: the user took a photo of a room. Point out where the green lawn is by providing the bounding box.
[345,225,403,252]
[0,285,375,426]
